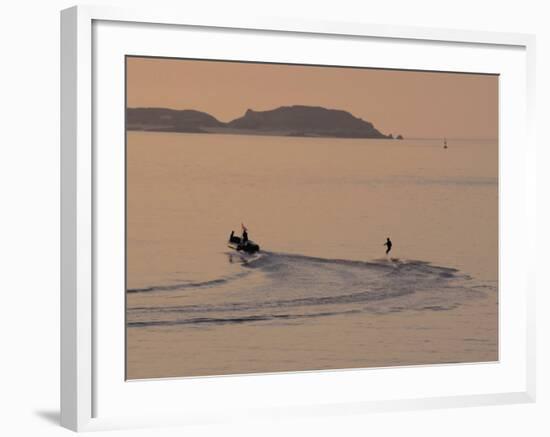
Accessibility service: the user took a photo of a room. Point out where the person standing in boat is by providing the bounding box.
[384,237,392,255]
[241,223,249,245]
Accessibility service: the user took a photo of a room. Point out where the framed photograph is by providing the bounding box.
[61,5,536,432]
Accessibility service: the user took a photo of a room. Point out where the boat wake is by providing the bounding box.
[127,251,495,328]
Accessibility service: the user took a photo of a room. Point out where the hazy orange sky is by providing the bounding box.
[126,56,498,139]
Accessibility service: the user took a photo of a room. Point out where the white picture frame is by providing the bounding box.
[60,5,536,432]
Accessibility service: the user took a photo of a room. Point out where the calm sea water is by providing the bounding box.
[126,132,498,378]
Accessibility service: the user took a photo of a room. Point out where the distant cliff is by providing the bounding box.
[127,105,401,139]
[126,108,223,132]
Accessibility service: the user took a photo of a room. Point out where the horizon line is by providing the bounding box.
[126,106,498,141]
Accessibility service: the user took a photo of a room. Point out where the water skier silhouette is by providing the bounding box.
[384,237,393,255]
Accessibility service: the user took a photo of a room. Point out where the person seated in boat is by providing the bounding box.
[229,230,241,244]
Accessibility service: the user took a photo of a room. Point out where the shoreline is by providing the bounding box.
[126,126,399,140]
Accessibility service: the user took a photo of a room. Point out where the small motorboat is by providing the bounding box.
[228,231,260,254]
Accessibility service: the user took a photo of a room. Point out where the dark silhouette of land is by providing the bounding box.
[126,105,403,139]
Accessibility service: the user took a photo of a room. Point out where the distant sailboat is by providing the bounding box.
[443,138,448,149]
